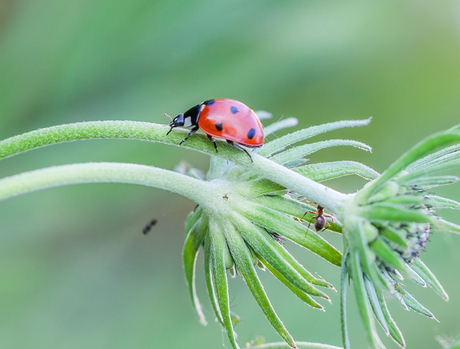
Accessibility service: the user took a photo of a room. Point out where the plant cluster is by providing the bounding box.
[0,114,459,349]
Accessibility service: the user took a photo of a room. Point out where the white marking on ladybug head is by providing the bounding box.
[184,116,193,127]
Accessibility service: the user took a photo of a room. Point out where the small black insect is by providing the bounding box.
[142,219,158,235]
[302,205,334,232]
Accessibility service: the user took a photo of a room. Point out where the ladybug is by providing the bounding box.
[166,98,264,161]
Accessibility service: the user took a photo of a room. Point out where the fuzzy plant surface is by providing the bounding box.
[0,114,459,349]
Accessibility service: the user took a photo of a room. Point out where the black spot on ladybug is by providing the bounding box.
[215,122,223,131]
[247,128,256,140]
[230,106,238,114]
[205,99,215,106]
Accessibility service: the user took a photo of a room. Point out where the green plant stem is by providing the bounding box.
[0,121,206,159]
[0,162,212,205]
[0,121,350,215]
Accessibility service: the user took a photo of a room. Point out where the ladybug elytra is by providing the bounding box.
[166,98,264,160]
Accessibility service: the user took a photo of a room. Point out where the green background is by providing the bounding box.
[0,0,459,348]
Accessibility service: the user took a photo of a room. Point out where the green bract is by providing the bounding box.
[339,125,460,349]
[181,116,376,349]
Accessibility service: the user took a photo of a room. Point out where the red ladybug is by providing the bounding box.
[166,98,264,160]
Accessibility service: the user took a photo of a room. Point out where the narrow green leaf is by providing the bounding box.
[270,139,372,165]
[364,277,389,335]
[247,243,260,266]
[399,159,460,183]
[383,194,425,206]
[259,118,372,157]
[349,250,386,349]
[263,117,299,137]
[374,289,405,348]
[184,205,203,236]
[247,195,342,234]
[254,226,332,288]
[233,213,330,298]
[359,124,460,201]
[393,284,436,319]
[240,179,286,196]
[400,175,459,189]
[239,201,342,266]
[406,144,460,173]
[368,263,392,293]
[361,203,433,223]
[367,181,399,204]
[223,223,296,348]
[432,218,460,234]
[369,238,426,286]
[353,220,390,292]
[295,161,379,182]
[425,195,460,210]
[203,233,224,326]
[411,258,448,300]
[378,225,409,249]
[183,215,208,325]
[340,251,351,349]
[248,193,315,218]
[209,221,239,349]
[284,158,309,168]
[258,254,324,310]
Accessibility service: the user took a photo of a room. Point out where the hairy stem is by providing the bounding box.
[0,121,350,215]
[0,162,212,205]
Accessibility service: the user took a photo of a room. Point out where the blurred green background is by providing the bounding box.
[1,0,459,348]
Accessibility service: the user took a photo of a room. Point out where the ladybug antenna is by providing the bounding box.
[164,113,175,135]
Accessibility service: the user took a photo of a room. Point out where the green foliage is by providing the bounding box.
[1,1,460,349]
[341,126,460,348]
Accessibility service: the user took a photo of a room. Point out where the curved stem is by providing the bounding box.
[0,162,212,206]
[0,121,208,160]
[0,121,351,215]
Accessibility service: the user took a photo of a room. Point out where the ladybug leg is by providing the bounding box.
[227,141,253,162]
[207,135,218,153]
[179,126,199,145]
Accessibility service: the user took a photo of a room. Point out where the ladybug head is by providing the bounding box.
[166,113,185,135]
